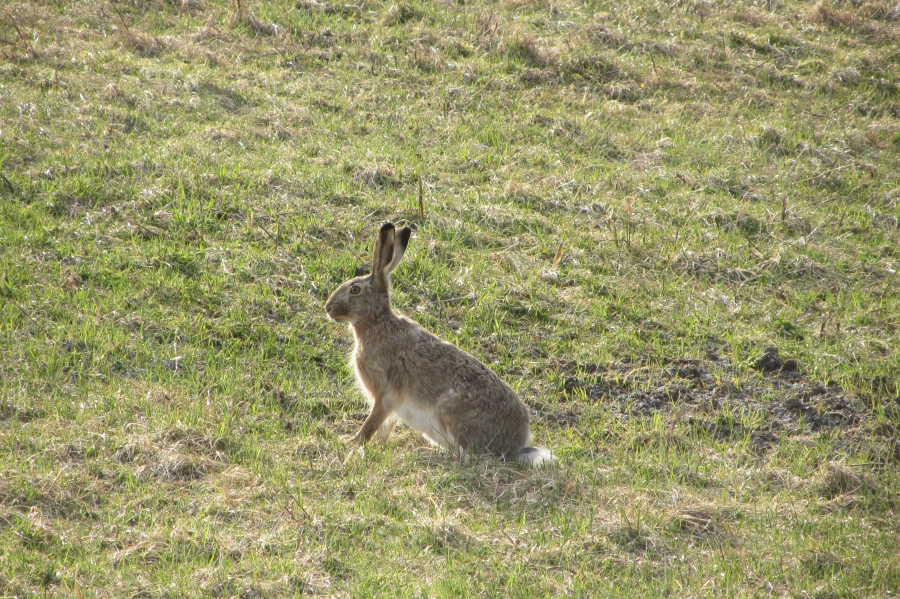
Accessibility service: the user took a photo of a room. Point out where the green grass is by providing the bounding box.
[1,0,899,596]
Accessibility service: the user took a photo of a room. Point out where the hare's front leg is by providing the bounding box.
[353,393,399,443]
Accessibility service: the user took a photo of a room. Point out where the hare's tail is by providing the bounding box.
[517,446,554,467]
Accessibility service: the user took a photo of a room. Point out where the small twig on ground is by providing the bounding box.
[188,220,204,243]
[609,213,620,248]
[256,221,276,241]
[878,266,898,306]
[552,242,564,269]
[418,175,424,218]
[8,15,32,53]
[1,172,18,196]
[109,2,132,34]
[272,489,311,533]
[624,197,634,247]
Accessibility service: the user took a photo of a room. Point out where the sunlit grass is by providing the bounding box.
[1,0,898,596]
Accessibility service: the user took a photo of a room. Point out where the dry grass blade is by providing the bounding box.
[552,242,564,269]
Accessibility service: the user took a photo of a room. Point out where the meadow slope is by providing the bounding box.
[1,0,899,596]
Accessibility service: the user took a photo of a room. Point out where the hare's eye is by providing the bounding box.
[349,285,361,295]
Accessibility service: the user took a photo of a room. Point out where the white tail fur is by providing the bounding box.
[517,447,555,467]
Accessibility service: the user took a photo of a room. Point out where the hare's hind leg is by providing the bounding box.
[374,414,399,442]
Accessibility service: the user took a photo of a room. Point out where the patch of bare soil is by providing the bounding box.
[544,346,899,459]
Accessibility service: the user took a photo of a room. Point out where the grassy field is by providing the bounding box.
[1,0,899,596]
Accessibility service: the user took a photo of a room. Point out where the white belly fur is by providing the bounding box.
[395,399,454,448]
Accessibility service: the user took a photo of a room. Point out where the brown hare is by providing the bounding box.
[325,223,552,466]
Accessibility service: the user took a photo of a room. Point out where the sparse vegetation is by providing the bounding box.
[1,0,899,596]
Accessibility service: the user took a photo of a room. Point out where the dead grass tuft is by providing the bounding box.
[0,472,106,519]
[801,550,845,576]
[503,180,535,199]
[630,430,687,451]
[115,443,141,464]
[383,3,421,26]
[585,25,630,49]
[112,527,219,567]
[165,0,205,11]
[140,448,219,481]
[205,127,243,142]
[503,31,555,68]
[608,518,660,554]
[234,0,276,35]
[819,494,859,513]
[417,518,473,550]
[817,461,873,499]
[297,0,361,16]
[471,12,501,48]
[673,250,758,283]
[116,426,229,481]
[771,254,833,279]
[410,450,575,511]
[811,2,858,28]
[407,43,444,73]
[809,1,892,38]
[156,426,229,456]
[705,210,765,236]
[193,565,325,596]
[563,53,627,84]
[351,164,403,189]
[502,0,549,10]
[667,505,725,537]
[520,67,558,85]
[119,29,165,57]
[733,8,770,27]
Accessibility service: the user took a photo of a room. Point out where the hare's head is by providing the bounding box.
[325,223,411,325]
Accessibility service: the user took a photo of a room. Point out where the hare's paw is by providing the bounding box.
[335,431,364,447]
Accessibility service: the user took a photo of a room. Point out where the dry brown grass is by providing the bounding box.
[666,505,723,536]
[732,8,771,28]
[351,164,404,189]
[817,461,874,499]
[296,0,361,16]
[809,1,895,39]
[234,0,276,35]
[2,0,899,595]
[502,29,557,68]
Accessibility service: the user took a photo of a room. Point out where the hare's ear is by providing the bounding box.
[386,226,411,274]
[371,222,396,290]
